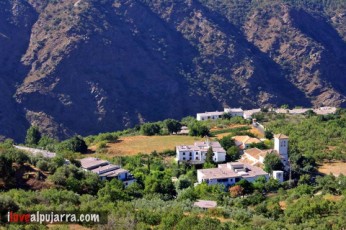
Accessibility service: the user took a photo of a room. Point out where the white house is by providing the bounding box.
[243,109,261,119]
[79,157,136,187]
[196,111,224,121]
[224,107,244,117]
[197,162,269,187]
[176,139,226,163]
[196,108,244,121]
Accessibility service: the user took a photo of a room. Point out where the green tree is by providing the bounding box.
[0,155,13,185]
[164,119,182,134]
[38,135,57,148]
[226,146,240,161]
[25,126,41,146]
[141,123,161,136]
[205,147,214,163]
[264,130,274,139]
[0,196,19,217]
[236,179,254,195]
[59,136,88,153]
[188,122,210,137]
[263,153,284,173]
[219,135,235,150]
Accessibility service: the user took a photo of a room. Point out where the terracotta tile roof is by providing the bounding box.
[233,136,261,145]
[274,134,289,139]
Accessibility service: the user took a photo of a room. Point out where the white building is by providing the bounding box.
[243,109,261,119]
[196,111,224,121]
[196,108,244,121]
[176,139,226,163]
[79,157,136,187]
[197,162,269,186]
[224,107,244,117]
[274,134,289,169]
[272,170,284,183]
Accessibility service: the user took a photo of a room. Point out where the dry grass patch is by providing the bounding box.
[91,135,204,156]
[318,161,346,176]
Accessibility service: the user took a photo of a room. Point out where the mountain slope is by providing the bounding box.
[0,0,345,140]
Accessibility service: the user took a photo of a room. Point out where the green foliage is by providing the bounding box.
[49,164,102,195]
[188,122,210,137]
[226,146,240,161]
[285,195,334,224]
[25,126,41,146]
[263,153,284,173]
[141,123,161,136]
[236,179,254,195]
[164,119,182,134]
[205,147,214,163]
[264,130,274,139]
[0,195,19,216]
[38,135,58,149]
[218,135,235,150]
[58,136,88,153]
[267,114,346,162]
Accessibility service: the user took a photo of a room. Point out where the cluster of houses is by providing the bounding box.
[196,106,337,121]
[176,133,289,186]
[79,157,136,187]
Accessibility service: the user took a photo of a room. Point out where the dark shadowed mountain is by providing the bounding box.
[0,0,346,141]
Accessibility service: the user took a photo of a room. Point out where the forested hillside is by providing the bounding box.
[1,0,346,140]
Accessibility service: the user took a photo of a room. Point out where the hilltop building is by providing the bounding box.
[79,157,136,187]
[176,138,226,163]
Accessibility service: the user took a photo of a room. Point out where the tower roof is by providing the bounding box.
[274,134,289,139]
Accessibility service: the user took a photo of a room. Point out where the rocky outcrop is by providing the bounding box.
[0,0,345,141]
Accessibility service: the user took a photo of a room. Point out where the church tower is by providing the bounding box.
[274,134,289,169]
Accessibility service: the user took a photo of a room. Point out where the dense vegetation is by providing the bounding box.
[1,110,346,228]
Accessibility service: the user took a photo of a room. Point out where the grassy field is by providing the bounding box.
[318,161,346,176]
[90,135,204,156]
[87,124,262,157]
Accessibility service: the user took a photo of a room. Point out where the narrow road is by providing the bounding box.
[14,145,56,158]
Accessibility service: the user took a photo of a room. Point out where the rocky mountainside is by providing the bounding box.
[1,0,346,141]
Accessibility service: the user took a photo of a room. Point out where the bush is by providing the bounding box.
[36,160,49,171]
[141,123,161,136]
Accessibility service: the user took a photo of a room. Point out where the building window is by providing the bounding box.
[189,152,192,156]
[183,152,185,155]
[196,157,199,160]
[183,157,185,160]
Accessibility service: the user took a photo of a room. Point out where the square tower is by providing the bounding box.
[274,134,289,168]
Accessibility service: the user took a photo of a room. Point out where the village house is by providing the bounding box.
[232,135,262,149]
[239,134,290,170]
[224,107,244,117]
[197,162,269,187]
[79,157,136,187]
[176,138,226,163]
[196,108,244,121]
[196,111,224,121]
[243,109,261,119]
